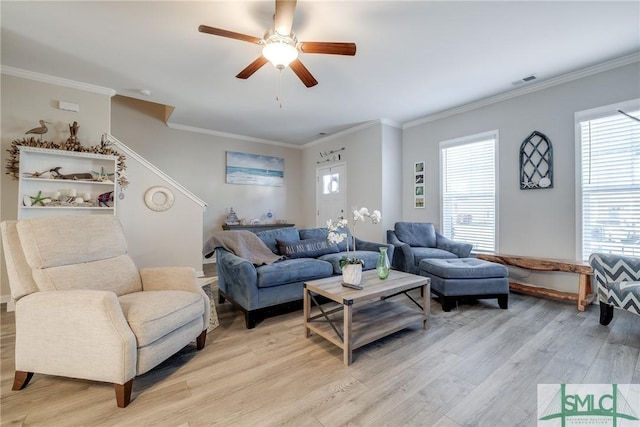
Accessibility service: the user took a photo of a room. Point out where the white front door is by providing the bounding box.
[316,163,347,227]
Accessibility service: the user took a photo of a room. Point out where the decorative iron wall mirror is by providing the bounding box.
[520,131,553,190]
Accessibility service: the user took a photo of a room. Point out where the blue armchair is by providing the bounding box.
[589,253,640,325]
[387,222,473,274]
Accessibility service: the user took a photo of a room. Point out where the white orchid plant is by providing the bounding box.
[327,207,382,268]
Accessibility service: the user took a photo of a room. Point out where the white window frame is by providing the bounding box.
[575,98,640,261]
[439,130,499,253]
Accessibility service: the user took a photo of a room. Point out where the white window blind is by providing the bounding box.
[580,108,640,260]
[441,135,496,253]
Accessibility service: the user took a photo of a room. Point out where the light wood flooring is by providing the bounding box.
[2,266,639,426]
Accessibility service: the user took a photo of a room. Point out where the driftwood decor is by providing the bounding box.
[519,130,553,190]
[5,136,129,188]
[477,253,593,312]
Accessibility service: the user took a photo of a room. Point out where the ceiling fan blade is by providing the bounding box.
[275,0,297,36]
[289,59,318,88]
[198,25,262,45]
[236,56,269,79]
[299,42,356,56]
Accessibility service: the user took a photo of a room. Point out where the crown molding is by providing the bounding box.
[6,51,637,145]
[403,52,640,129]
[302,120,384,148]
[169,118,400,149]
[165,122,300,149]
[1,65,117,97]
[380,118,402,129]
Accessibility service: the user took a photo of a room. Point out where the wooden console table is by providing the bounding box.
[222,223,295,232]
[476,254,594,311]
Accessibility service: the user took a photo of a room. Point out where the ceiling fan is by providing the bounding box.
[198,0,356,88]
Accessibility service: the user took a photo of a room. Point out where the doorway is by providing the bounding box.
[316,163,347,227]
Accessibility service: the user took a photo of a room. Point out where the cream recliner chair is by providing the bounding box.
[1,215,210,407]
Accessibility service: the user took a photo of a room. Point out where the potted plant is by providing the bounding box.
[327,207,382,286]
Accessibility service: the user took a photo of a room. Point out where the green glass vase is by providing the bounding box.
[376,247,390,279]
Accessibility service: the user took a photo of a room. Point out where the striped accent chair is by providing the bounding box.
[589,253,640,326]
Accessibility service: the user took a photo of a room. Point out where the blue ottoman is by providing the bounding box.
[419,258,509,312]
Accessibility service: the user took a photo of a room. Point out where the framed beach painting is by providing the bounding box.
[226,151,284,187]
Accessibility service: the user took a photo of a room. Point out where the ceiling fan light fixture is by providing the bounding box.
[199,0,355,88]
[262,37,298,69]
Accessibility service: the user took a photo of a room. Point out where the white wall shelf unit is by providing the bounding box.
[17,146,118,219]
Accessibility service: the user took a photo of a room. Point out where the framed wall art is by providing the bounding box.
[414,161,425,208]
[226,151,284,187]
[519,131,553,190]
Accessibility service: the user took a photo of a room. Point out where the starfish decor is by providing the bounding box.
[29,191,47,206]
[92,167,115,181]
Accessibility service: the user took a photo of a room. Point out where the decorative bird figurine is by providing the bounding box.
[25,120,52,141]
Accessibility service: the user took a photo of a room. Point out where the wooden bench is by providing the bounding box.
[476,254,594,311]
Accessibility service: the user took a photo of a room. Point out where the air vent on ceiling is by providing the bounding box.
[512,74,537,86]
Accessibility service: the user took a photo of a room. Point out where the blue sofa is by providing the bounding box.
[215,227,394,328]
[387,222,473,274]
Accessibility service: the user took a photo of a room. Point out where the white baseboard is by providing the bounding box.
[203,258,216,265]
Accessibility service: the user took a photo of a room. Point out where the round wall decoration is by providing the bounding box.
[144,186,174,212]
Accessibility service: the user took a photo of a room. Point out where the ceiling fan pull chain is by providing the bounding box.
[276,68,284,109]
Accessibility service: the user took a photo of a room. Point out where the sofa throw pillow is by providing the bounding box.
[276,237,339,259]
[300,227,353,252]
[255,227,300,254]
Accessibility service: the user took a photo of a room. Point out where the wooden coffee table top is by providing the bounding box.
[304,269,429,303]
[304,269,430,365]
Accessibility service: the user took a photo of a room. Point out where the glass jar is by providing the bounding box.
[376,247,391,279]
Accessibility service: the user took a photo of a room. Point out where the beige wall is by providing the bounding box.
[402,62,640,292]
[113,97,401,270]
[110,96,304,247]
[381,124,403,237]
[0,74,112,301]
[4,61,637,300]
[301,121,403,243]
[110,137,207,274]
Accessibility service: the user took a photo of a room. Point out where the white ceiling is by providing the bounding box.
[2,1,639,146]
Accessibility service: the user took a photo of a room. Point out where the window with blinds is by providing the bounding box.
[579,104,640,261]
[440,132,497,253]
